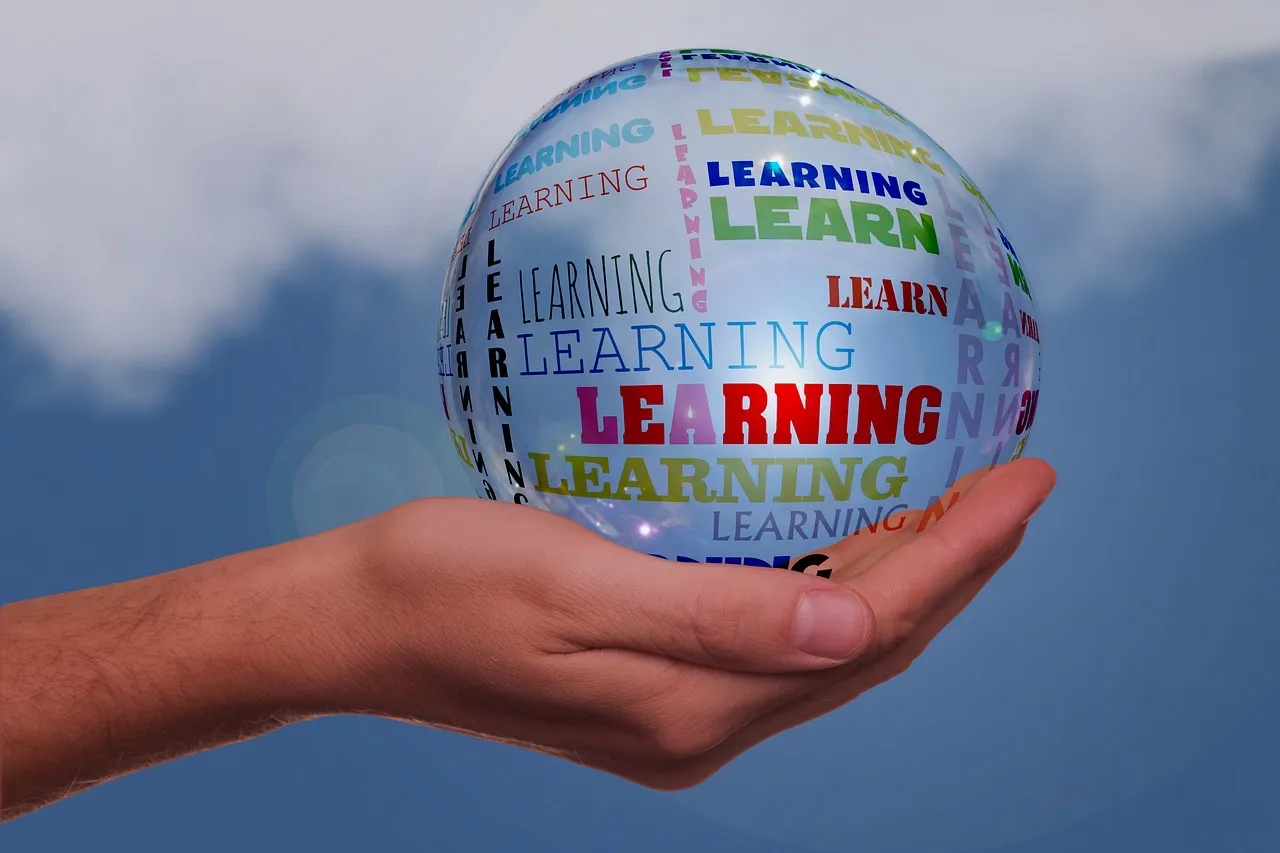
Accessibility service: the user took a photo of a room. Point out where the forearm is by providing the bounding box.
[0,521,379,821]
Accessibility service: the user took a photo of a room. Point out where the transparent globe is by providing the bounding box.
[437,49,1041,566]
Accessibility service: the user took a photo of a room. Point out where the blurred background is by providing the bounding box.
[2,2,1279,851]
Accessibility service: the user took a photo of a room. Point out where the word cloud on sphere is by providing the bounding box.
[437,49,1042,569]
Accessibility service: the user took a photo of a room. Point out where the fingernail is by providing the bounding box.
[793,591,869,661]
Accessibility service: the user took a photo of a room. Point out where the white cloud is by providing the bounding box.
[1,0,1277,403]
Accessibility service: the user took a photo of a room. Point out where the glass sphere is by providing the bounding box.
[437,49,1041,568]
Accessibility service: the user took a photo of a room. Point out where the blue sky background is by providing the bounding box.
[3,24,1280,853]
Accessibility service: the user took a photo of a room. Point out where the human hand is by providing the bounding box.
[0,457,1053,819]
[324,457,1056,789]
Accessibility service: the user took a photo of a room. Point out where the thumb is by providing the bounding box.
[569,551,875,674]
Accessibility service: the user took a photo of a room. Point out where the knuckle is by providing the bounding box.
[689,584,754,662]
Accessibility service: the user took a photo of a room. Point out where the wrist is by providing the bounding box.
[286,496,555,724]
[274,497,476,719]
[312,496,522,722]
[227,519,392,720]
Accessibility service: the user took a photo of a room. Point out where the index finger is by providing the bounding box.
[844,457,1055,650]
[808,461,1005,584]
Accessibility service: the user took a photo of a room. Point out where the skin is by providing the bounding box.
[0,457,1055,821]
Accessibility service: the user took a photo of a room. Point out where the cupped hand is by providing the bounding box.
[332,457,1055,790]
